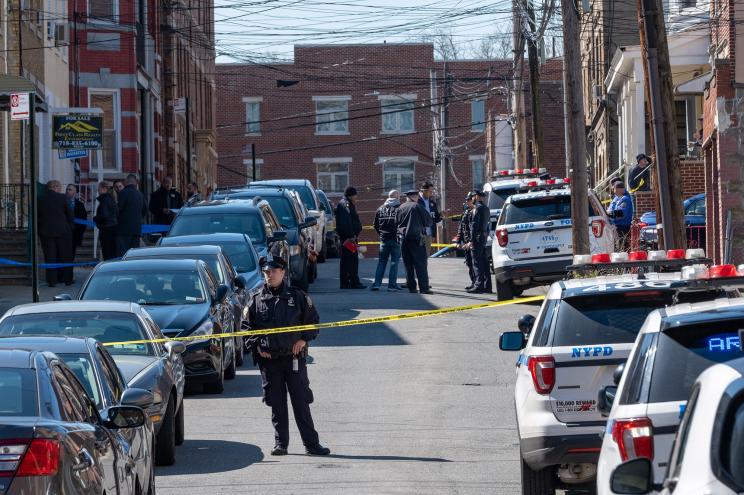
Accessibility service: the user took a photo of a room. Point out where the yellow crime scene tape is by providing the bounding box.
[357,241,455,248]
[103,295,545,347]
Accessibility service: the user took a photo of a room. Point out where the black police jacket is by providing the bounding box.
[117,185,147,236]
[396,200,432,241]
[456,209,473,244]
[149,187,184,225]
[245,283,320,360]
[335,198,362,241]
[469,202,490,245]
[373,199,400,242]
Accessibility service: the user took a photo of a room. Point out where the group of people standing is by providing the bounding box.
[455,190,492,294]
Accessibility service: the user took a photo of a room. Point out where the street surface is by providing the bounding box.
[153,257,545,494]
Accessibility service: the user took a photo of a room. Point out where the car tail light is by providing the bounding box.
[709,264,739,278]
[611,418,654,461]
[629,250,648,261]
[496,228,508,247]
[15,439,59,477]
[667,249,686,260]
[0,442,28,476]
[591,219,605,238]
[592,253,610,263]
[527,356,555,394]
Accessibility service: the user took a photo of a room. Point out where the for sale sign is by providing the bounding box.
[10,92,30,121]
[52,114,103,149]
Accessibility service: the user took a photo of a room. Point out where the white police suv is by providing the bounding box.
[492,184,616,300]
[499,251,720,494]
[597,278,744,494]
[607,353,744,495]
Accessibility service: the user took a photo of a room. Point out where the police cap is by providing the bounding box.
[405,189,419,196]
[261,256,287,271]
[475,190,487,198]
[465,191,476,200]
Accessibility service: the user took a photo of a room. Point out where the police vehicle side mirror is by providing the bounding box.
[613,363,625,386]
[597,386,618,416]
[610,458,653,494]
[53,294,73,301]
[499,331,526,351]
[214,285,229,304]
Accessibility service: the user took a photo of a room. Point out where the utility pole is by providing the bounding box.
[440,65,452,243]
[561,0,589,254]
[185,97,192,185]
[512,0,527,168]
[638,0,685,249]
[525,1,544,167]
[251,143,257,181]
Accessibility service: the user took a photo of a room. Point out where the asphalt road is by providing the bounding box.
[155,257,546,494]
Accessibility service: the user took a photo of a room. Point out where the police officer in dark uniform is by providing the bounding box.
[456,192,476,290]
[397,189,433,294]
[467,191,491,294]
[245,256,331,457]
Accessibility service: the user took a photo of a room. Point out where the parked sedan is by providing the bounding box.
[317,189,340,259]
[0,300,186,465]
[639,193,706,249]
[77,259,235,394]
[0,338,154,494]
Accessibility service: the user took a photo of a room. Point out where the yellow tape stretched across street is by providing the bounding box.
[103,295,545,347]
[357,241,455,248]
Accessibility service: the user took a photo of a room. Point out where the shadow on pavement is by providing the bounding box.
[185,371,263,399]
[295,453,452,463]
[155,439,264,476]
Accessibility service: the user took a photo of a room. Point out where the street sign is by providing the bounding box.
[174,97,186,114]
[10,92,29,121]
[52,114,103,149]
[57,149,88,160]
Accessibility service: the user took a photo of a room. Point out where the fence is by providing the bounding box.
[630,222,706,252]
[0,183,29,229]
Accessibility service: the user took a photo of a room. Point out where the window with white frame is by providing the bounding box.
[314,97,349,134]
[315,159,350,194]
[471,100,485,132]
[244,158,264,181]
[243,97,262,135]
[382,159,415,192]
[89,90,120,171]
[471,156,486,190]
[89,0,117,22]
[380,96,415,133]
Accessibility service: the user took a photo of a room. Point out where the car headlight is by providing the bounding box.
[289,245,301,256]
[189,320,214,338]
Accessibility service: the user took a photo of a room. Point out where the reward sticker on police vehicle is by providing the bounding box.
[556,400,597,414]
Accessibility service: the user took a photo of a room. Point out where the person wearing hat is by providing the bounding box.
[607,181,634,251]
[371,190,403,291]
[335,186,365,289]
[396,189,433,294]
[466,190,492,294]
[245,256,330,457]
[418,181,442,255]
[456,192,476,290]
[629,154,651,192]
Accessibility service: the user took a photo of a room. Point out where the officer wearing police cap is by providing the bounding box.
[245,256,330,456]
[456,192,476,289]
[467,190,491,294]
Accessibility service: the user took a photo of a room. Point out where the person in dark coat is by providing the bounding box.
[397,189,433,294]
[335,186,365,289]
[115,174,147,257]
[629,154,651,193]
[93,181,118,260]
[65,184,87,261]
[417,181,442,255]
[467,191,492,294]
[456,192,476,290]
[245,256,330,457]
[38,180,74,287]
[149,176,183,225]
[371,189,402,291]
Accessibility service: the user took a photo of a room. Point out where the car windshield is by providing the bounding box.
[58,353,101,407]
[649,320,743,403]
[82,271,207,305]
[551,292,675,346]
[0,312,154,356]
[317,193,332,214]
[169,212,266,243]
[290,186,316,211]
[502,196,572,224]
[128,253,225,285]
[217,242,257,273]
[487,188,518,210]
[0,368,38,416]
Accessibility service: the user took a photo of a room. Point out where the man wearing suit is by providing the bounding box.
[116,174,147,257]
[38,180,74,286]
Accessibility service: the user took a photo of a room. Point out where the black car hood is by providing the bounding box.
[238,270,264,293]
[112,355,159,383]
[143,304,208,335]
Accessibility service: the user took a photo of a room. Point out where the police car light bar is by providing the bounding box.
[568,249,711,275]
[493,168,549,178]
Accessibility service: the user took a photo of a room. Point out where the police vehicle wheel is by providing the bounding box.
[224,342,237,380]
[155,397,176,466]
[496,280,515,301]
[520,457,555,494]
[175,400,185,446]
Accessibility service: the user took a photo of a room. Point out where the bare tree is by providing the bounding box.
[472,23,513,59]
[417,28,463,60]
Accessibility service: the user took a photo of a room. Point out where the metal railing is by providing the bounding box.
[0,183,29,229]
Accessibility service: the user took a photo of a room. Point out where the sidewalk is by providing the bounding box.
[0,267,93,314]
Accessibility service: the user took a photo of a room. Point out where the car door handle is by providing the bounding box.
[73,449,94,471]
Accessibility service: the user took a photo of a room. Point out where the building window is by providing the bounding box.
[243,97,262,135]
[89,0,117,22]
[471,156,485,190]
[382,159,415,192]
[89,90,119,171]
[243,159,264,181]
[471,100,485,132]
[314,97,349,135]
[316,160,350,194]
[380,96,415,133]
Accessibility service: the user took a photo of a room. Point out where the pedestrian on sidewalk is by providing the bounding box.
[417,181,442,255]
[397,189,432,294]
[65,184,87,262]
[149,176,183,225]
[456,192,476,290]
[245,256,331,457]
[115,174,147,257]
[38,180,74,287]
[93,181,118,260]
[335,186,365,289]
[371,189,402,291]
[467,191,492,294]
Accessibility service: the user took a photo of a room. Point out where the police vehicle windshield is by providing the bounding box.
[487,188,518,210]
[500,196,597,225]
[169,212,266,243]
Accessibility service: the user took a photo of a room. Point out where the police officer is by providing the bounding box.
[629,154,651,192]
[467,191,491,294]
[245,256,331,457]
[397,189,433,294]
[456,193,476,290]
[607,181,634,251]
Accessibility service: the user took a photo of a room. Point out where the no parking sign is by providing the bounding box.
[10,92,29,121]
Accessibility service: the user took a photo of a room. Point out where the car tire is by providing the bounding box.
[318,237,327,263]
[235,334,245,367]
[204,350,225,394]
[175,400,184,446]
[155,397,176,466]
[496,280,515,301]
[224,341,236,380]
[521,457,555,495]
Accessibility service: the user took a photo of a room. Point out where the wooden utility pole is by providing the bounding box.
[638,0,685,249]
[561,0,589,254]
[526,1,544,167]
[512,0,528,168]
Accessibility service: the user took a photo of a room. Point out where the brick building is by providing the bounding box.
[215,43,565,243]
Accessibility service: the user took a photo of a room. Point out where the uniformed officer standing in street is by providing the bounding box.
[466,191,492,294]
[607,181,634,251]
[456,192,476,290]
[397,190,433,294]
[245,256,331,457]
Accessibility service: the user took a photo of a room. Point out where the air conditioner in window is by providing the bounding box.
[54,23,69,47]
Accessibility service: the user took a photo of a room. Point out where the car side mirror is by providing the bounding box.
[120,388,154,409]
[53,294,73,301]
[309,210,322,219]
[301,216,317,228]
[234,275,247,290]
[214,285,228,304]
[269,231,287,243]
[499,331,526,351]
[613,363,625,386]
[165,341,185,355]
[610,458,653,494]
[598,386,618,416]
[103,405,146,429]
